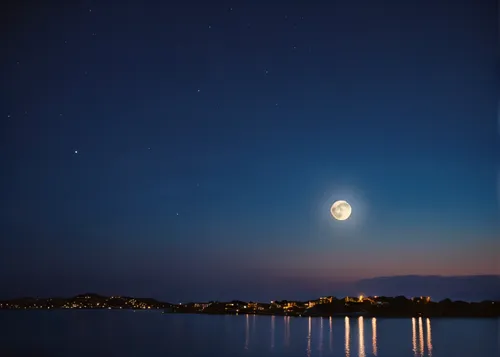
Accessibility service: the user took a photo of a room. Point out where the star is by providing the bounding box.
[265,70,269,75]
[74,150,78,154]
[208,25,211,29]
[176,212,179,216]
[7,114,11,118]
[197,89,201,93]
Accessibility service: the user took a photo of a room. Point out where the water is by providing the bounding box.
[0,311,498,357]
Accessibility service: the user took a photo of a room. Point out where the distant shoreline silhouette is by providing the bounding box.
[1,293,499,318]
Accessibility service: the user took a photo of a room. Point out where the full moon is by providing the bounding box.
[330,200,352,221]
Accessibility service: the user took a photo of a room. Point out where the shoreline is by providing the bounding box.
[1,294,499,318]
[0,309,498,319]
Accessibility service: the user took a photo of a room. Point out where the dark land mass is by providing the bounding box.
[1,294,499,318]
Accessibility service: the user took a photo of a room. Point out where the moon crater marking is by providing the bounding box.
[330,200,352,221]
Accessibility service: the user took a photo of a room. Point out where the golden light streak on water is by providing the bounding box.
[358,316,366,357]
[244,314,249,350]
[306,317,312,357]
[412,318,417,356]
[284,316,290,347]
[426,318,433,356]
[418,317,424,357]
[372,318,378,356]
[329,316,333,353]
[345,317,351,357]
[319,316,324,355]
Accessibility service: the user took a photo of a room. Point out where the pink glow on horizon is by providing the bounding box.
[258,236,500,280]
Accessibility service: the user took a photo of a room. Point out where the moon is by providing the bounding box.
[330,200,352,221]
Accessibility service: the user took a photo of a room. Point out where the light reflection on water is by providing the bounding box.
[306,317,312,357]
[412,317,417,355]
[426,318,433,357]
[418,317,425,357]
[318,316,324,356]
[358,317,365,357]
[265,315,436,356]
[244,314,250,350]
[329,317,333,353]
[284,315,290,347]
[1,311,497,357]
[411,317,434,357]
[271,316,275,349]
[345,316,350,357]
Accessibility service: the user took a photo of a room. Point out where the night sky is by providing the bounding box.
[1,0,498,302]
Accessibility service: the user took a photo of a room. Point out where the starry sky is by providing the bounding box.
[1,0,499,301]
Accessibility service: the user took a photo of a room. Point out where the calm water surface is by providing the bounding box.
[0,311,498,357]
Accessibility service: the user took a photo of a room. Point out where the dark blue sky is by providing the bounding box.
[1,0,498,301]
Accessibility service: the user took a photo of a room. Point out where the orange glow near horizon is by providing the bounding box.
[285,239,500,278]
